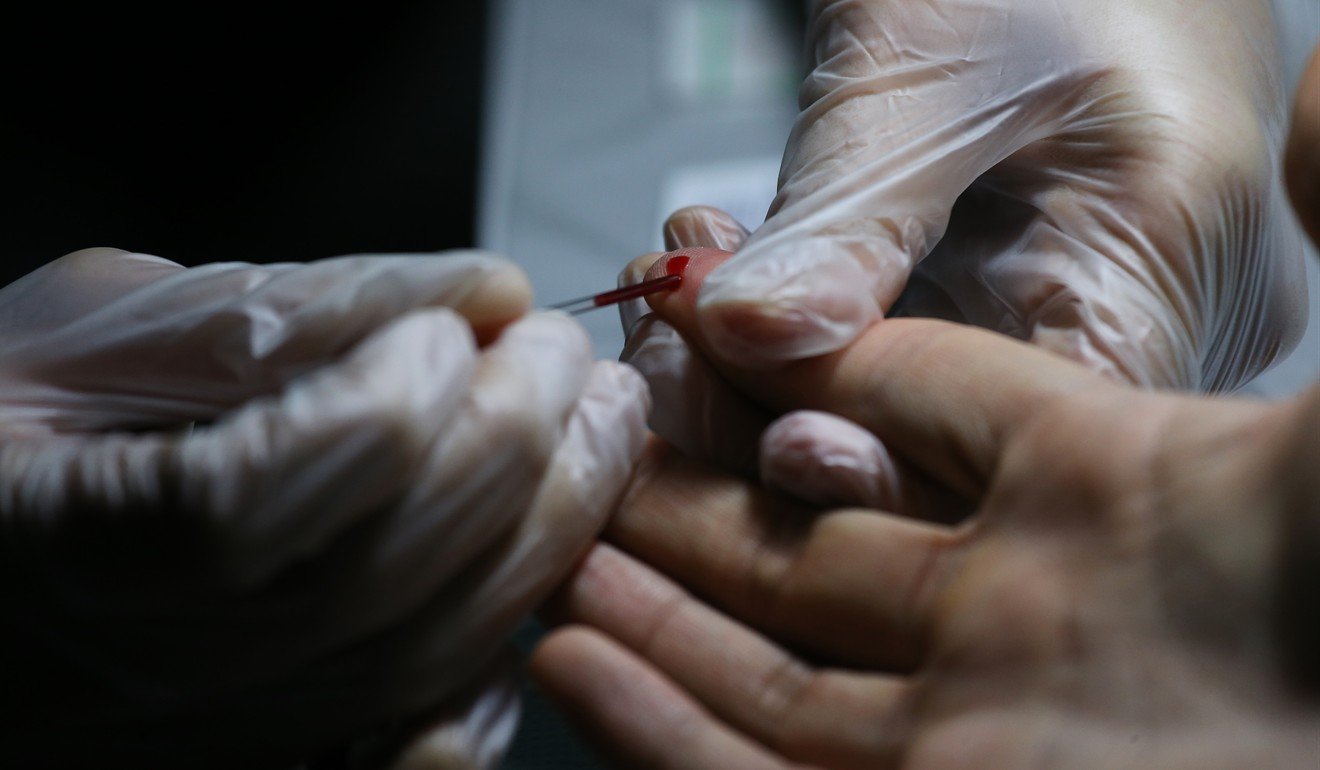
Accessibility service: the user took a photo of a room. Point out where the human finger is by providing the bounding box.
[617,246,773,475]
[0,308,482,747]
[758,410,970,522]
[663,206,751,253]
[0,248,182,341]
[272,358,650,729]
[647,250,1110,494]
[621,315,772,475]
[626,207,747,340]
[604,442,958,670]
[275,313,609,647]
[690,3,1084,368]
[46,351,649,765]
[0,250,531,433]
[532,626,794,770]
[542,544,909,768]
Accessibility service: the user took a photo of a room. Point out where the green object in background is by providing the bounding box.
[697,0,736,98]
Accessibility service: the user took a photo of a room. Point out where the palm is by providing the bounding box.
[532,329,1319,768]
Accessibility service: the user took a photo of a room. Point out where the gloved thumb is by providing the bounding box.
[693,4,1096,367]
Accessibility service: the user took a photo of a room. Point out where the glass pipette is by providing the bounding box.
[546,257,691,316]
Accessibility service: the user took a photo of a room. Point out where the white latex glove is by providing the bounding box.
[622,222,939,515]
[0,249,649,769]
[689,0,1306,392]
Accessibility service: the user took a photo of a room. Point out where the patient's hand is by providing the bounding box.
[532,255,1320,767]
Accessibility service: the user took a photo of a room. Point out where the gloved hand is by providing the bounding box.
[622,242,953,515]
[686,0,1306,392]
[0,249,650,769]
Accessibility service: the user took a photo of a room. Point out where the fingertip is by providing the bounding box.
[759,411,897,510]
[692,240,887,368]
[504,310,594,361]
[529,626,610,694]
[663,206,751,252]
[639,247,735,323]
[696,296,878,369]
[456,264,534,345]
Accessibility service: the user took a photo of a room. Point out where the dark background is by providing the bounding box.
[0,2,487,286]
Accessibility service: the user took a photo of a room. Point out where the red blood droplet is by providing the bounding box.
[666,256,692,277]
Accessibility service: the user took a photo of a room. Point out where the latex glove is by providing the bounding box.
[689,0,1307,392]
[1287,44,1320,246]
[624,242,963,515]
[622,216,916,511]
[0,249,650,769]
[534,303,1320,769]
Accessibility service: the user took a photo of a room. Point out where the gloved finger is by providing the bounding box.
[759,410,970,523]
[617,247,772,475]
[1287,44,1320,246]
[622,315,771,476]
[0,248,184,341]
[274,358,650,728]
[177,308,483,589]
[645,250,1111,496]
[2,250,531,433]
[692,4,1081,368]
[310,313,605,644]
[663,205,751,253]
[13,333,646,761]
[621,207,747,334]
[2,308,479,702]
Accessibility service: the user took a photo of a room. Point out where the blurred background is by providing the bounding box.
[1,0,1316,766]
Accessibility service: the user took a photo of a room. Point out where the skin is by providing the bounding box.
[527,55,1320,767]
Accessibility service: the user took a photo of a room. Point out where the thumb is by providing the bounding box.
[663,206,750,253]
[695,2,1086,367]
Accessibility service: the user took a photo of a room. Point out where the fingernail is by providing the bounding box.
[455,264,534,334]
[696,244,882,366]
[664,206,750,251]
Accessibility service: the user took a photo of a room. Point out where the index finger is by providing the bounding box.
[643,250,1112,494]
[5,251,531,432]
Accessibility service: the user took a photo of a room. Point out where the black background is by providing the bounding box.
[0,2,487,287]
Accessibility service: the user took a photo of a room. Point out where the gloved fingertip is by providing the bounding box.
[454,264,534,343]
[695,250,884,368]
[663,206,751,252]
[503,311,593,359]
[589,360,652,419]
[580,361,653,472]
[696,296,878,368]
